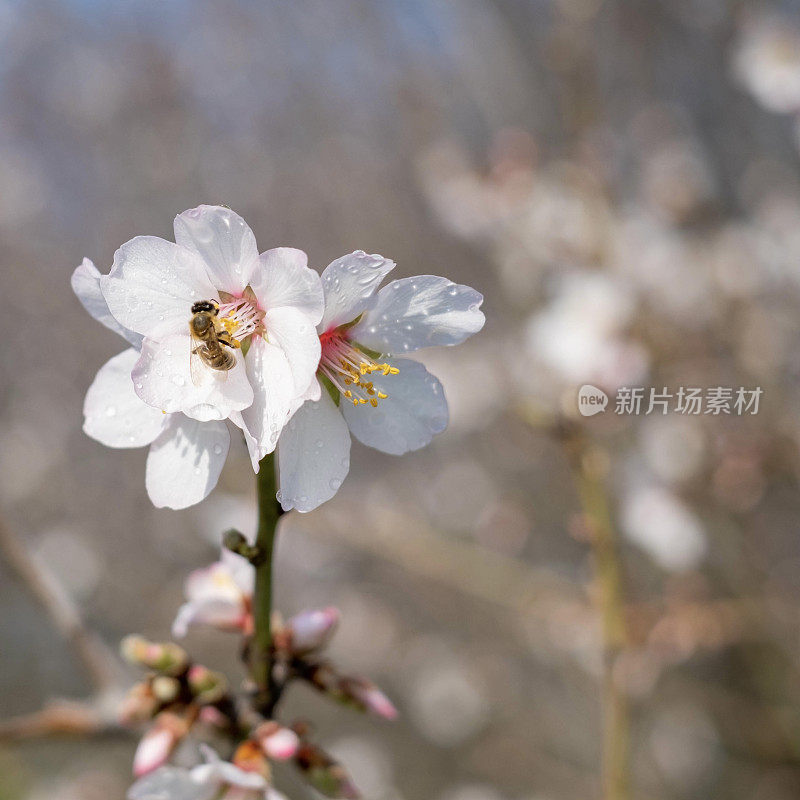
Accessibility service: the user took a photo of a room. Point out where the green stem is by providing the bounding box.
[250,452,283,714]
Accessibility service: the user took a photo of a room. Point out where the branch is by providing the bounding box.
[0,512,117,694]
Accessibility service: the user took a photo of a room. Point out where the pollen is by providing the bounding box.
[318,332,398,409]
[217,296,264,343]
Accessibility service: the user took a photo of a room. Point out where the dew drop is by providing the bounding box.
[329,478,342,490]
[315,439,324,448]
[213,443,223,455]
[299,494,308,503]
[171,375,185,387]
[105,406,117,417]
[193,467,201,476]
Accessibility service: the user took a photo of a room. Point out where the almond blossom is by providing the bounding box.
[99,205,323,452]
[172,549,253,638]
[73,258,232,509]
[128,745,287,800]
[276,250,485,512]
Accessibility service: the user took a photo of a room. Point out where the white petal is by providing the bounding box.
[101,236,217,339]
[319,251,395,331]
[132,334,254,421]
[250,247,324,323]
[352,275,485,354]
[277,385,351,513]
[83,349,167,448]
[171,598,244,638]
[145,416,230,510]
[128,767,216,800]
[341,358,448,455]
[72,258,143,348]
[184,560,247,604]
[264,306,321,396]
[233,337,296,469]
[174,205,260,295]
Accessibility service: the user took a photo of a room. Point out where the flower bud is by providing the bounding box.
[121,635,188,675]
[295,743,359,799]
[338,677,398,720]
[118,682,158,725]
[151,676,181,704]
[187,664,228,705]
[284,607,340,654]
[132,712,189,777]
[255,721,300,761]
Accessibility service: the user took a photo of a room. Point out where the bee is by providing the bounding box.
[189,300,238,384]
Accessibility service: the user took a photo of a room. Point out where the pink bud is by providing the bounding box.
[340,678,398,720]
[255,721,300,761]
[287,607,340,654]
[132,712,188,776]
[133,726,176,777]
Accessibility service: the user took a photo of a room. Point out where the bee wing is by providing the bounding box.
[189,342,207,388]
[189,338,229,387]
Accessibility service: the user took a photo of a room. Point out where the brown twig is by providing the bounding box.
[0,512,117,695]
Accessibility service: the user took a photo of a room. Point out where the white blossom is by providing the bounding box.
[276,251,485,512]
[128,745,288,800]
[172,549,253,638]
[73,258,231,509]
[99,204,323,449]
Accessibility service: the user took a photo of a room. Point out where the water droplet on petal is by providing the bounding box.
[213,443,223,455]
[329,478,342,490]
[105,406,117,417]
[171,375,185,387]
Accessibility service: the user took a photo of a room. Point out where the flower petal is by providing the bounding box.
[174,205,260,295]
[341,358,448,455]
[172,598,245,638]
[277,385,351,513]
[101,236,217,339]
[264,306,321,396]
[72,258,143,348]
[128,766,216,800]
[233,337,296,469]
[83,348,167,448]
[145,416,230,509]
[133,334,253,421]
[250,247,324,323]
[352,276,485,354]
[319,251,395,332]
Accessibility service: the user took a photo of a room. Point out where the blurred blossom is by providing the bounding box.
[733,14,800,114]
[612,212,716,326]
[172,550,253,638]
[638,416,706,485]
[524,270,647,391]
[402,647,490,747]
[620,485,707,572]
[649,704,721,791]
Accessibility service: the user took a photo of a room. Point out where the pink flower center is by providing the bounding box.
[217,296,264,342]
[318,331,398,407]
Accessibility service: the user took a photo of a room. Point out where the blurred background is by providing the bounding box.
[3,0,800,798]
